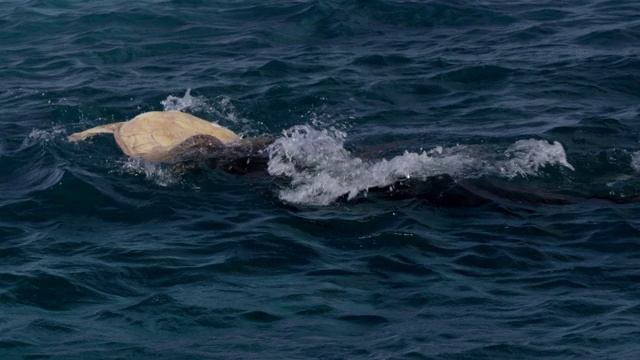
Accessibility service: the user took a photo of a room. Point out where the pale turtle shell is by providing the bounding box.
[114,111,240,162]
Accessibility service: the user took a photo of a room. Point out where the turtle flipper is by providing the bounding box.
[68,122,123,142]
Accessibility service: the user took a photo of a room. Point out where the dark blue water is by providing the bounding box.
[2,1,640,358]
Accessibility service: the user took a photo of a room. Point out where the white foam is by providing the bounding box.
[631,151,640,172]
[267,125,575,206]
[501,139,575,176]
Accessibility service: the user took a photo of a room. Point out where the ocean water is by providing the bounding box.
[2,0,640,358]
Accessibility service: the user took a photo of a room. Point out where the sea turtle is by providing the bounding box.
[68,111,272,167]
[67,112,639,205]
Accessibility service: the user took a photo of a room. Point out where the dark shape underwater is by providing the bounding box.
[68,111,640,208]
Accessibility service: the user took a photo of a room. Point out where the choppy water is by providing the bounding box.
[2,1,640,358]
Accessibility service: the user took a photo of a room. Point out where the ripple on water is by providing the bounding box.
[0,272,106,311]
[2,0,640,358]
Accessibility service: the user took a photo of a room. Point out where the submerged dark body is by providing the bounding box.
[4,0,640,358]
[199,140,628,208]
[372,175,637,207]
[178,134,274,174]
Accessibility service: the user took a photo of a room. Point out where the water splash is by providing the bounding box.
[501,139,575,176]
[160,89,209,112]
[115,158,184,187]
[631,151,640,172]
[267,125,576,206]
[160,89,249,127]
[212,95,242,124]
[26,126,67,146]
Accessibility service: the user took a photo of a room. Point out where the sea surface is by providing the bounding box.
[2,0,640,359]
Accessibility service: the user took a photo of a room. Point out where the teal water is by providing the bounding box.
[2,1,640,359]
